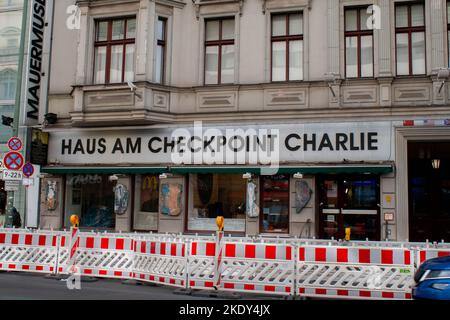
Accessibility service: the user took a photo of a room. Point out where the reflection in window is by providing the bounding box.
[0,69,16,100]
[342,179,378,209]
[188,174,246,232]
[271,13,303,82]
[204,18,235,85]
[395,3,425,76]
[94,17,136,84]
[66,175,115,229]
[261,175,290,233]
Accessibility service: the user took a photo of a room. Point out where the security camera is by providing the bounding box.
[242,172,253,180]
[293,172,304,179]
[433,68,450,94]
[159,173,173,179]
[127,80,138,92]
[109,175,119,182]
[324,72,340,84]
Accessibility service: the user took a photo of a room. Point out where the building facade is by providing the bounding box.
[41,0,450,242]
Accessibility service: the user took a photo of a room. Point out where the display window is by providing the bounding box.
[133,174,159,231]
[260,175,290,233]
[187,174,246,232]
[65,174,115,229]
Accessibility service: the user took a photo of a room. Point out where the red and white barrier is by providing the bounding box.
[417,248,450,265]
[296,245,414,300]
[219,242,294,296]
[0,230,59,274]
[133,239,187,288]
[58,233,135,279]
[187,240,217,289]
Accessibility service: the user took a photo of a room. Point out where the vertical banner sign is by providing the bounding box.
[24,0,48,125]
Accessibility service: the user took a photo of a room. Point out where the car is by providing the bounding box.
[413,256,450,300]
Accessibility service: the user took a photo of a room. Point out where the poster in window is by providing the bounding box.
[46,181,58,211]
[140,175,159,212]
[295,180,313,214]
[246,181,259,218]
[160,183,183,216]
[114,184,129,215]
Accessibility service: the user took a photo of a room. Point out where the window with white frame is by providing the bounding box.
[271,12,303,82]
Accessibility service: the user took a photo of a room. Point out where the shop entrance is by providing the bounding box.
[408,141,450,242]
[318,175,381,241]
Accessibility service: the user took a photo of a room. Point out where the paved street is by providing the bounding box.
[0,272,285,300]
[0,272,211,300]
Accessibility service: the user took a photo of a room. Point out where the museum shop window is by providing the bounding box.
[260,175,290,234]
[187,174,246,233]
[133,174,159,231]
[64,175,115,229]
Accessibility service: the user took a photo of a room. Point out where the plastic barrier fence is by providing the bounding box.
[3,228,450,300]
[417,248,450,265]
[133,238,187,288]
[296,245,414,299]
[219,242,295,296]
[0,229,59,274]
[57,233,135,279]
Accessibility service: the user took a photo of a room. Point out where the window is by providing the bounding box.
[134,175,159,231]
[204,18,235,85]
[271,12,303,82]
[395,3,426,76]
[188,174,246,232]
[155,17,167,84]
[65,175,115,229]
[345,7,374,78]
[0,69,16,100]
[261,175,290,233]
[94,17,136,84]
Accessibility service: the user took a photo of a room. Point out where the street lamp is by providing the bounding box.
[432,159,441,170]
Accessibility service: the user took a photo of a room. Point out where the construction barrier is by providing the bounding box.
[219,241,295,296]
[296,245,414,300]
[0,229,59,274]
[3,228,450,300]
[133,238,187,288]
[57,232,135,279]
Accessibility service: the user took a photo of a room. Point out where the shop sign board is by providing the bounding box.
[47,122,394,166]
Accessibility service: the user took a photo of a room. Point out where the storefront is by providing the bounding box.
[40,121,395,239]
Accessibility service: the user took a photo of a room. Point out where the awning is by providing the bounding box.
[41,167,168,175]
[169,164,394,175]
[41,164,393,175]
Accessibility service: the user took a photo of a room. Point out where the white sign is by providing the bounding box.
[5,180,20,191]
[47,122,394,165]
[23,178,35,186]
[2,170,24,181]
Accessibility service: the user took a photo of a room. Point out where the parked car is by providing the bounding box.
[413,256,450,300]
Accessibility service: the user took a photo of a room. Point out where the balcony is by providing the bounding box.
[69,82,174,127]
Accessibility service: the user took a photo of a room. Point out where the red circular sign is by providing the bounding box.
[7,137,23,152]
[3,151,25,171]
[22,162,35,178]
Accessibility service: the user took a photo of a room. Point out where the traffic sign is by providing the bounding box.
[7,137,23,152]
[22,162,35,178]
[2,169,24,181]
[3,151,25,171]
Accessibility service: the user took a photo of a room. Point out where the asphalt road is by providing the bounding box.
[0,272,213,300]
[0,272,284,300]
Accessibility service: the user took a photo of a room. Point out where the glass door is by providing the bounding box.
[318,176,380,240]
[260,174,290,234]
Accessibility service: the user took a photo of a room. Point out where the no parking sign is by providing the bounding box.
[22,162,35,178]
[3,151,24,171]
[7,137,23,152]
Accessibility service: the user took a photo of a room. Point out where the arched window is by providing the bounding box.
[0,69,17,101]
